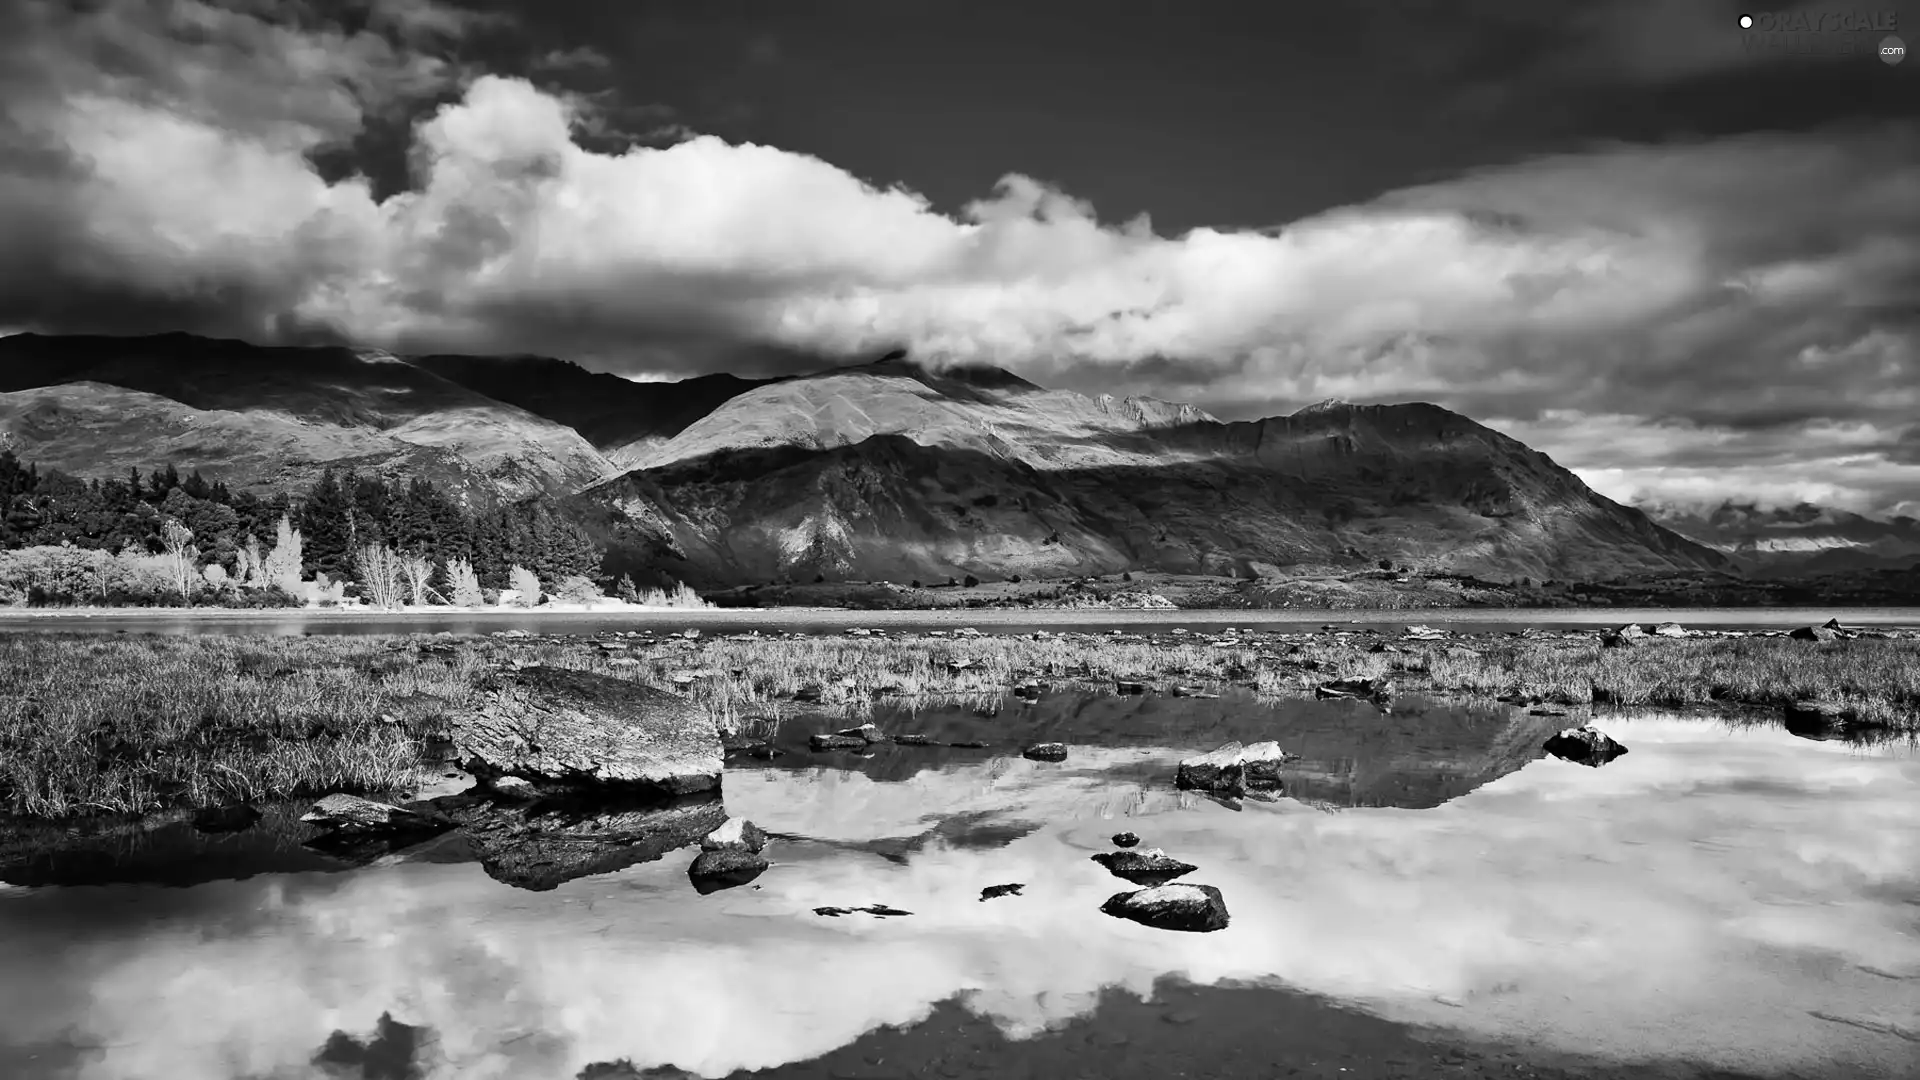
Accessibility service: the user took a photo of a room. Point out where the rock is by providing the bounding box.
[793,686,825,703]
[892,733,934,746]
[809,734,869,751]
[688,848,770,895]
[1822,617,1845,632]
[1114,680,1150,695]
[1652,622,1688,638]
[1023,742,1069,762]
[1174,741,1291,796]
[489,776,538,799]
[1788,625,1839,642]
[450,666,721,797]
[835,723,888,744]
[700,817,768,854]
[1616,623,1647,638]
[1112,832,1140,848]
[1527,708,1569,718]
[979,883,1024,901]
[949,739,990,749]
[1100,883,1229,933]
[1598,630,1633,649]
[300,794,438,833]
[436,793,727,892]
[1543,726,1629,767]
[1091,848,1198,887]
[191,803,261,834]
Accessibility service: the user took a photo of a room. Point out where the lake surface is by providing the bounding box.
[3,605,1918,637]
[2,695,1917,1080]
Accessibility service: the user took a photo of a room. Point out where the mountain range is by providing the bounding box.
[0,331,1732,588]
[1639,500,1920,578]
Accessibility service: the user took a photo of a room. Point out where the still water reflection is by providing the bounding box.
[1,709,1915,1079]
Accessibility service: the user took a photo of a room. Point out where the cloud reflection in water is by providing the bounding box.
[0,715,1914,1079]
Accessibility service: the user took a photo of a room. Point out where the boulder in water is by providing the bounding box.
[300,794,439,833]
[688,847,769,894]
[1023,743,1068,762]
[1175,741,1291,796]
[1100,883,1229,933]
[1543,726,1629,767]
[1111,832,1140,848]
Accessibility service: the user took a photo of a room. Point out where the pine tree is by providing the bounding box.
[299,468,352,579]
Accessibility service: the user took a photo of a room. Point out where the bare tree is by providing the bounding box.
[356,543,407,609]
[398,551,439,607]
[159,519,197,604]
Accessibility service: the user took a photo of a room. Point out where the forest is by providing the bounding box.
[0,450,611,607]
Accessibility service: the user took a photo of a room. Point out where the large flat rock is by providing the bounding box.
[451,665,722,796]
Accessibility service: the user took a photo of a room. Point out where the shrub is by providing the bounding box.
[963,574,979,588]
[553,574,603,604]
[509,565,542,607]
[446,558,484,607]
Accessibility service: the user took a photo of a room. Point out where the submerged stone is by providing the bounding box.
[1091,848,1198,887]
[979,883,1025,901]
[1023,742,1069,762]
[1112,832,1140,848]
[1543,726,1629,767]
[450,666,721,797]
[1100,883,1229,933]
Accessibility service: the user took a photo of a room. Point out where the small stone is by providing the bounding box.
[1111,832,1140,848]
[892,733,934,746]
[835,723,888,744]
[489,776,537,799]
[810,733,868,751]
[700,817,769,853]
[1023,742,1068,762]
[300,793,434,833]
[1114,680,1149,694]
[979,883,1024,901]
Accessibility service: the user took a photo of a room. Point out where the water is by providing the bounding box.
[1,605,1917,637]
[2,697,1916,1080]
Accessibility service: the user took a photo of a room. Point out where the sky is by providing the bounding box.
[0,0,1916,515]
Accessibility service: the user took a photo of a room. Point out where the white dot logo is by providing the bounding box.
[1883,35,1907,65]
[1739,14,1754,28]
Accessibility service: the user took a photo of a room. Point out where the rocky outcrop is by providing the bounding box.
[1174,741,1292,796]
[1543,726,1629,767]
[1091,848,1198,887]
[1100,884,1230,933]
[450,666,722,797]
[1788,624,1839,643]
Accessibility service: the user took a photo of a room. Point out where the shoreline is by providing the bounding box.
[1,624,1914,824]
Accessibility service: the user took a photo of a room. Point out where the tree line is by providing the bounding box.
[0,451,607,606]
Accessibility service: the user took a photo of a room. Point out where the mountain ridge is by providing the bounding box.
[0,330,1728,585]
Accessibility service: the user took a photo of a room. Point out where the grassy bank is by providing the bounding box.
[2,628,1915,819]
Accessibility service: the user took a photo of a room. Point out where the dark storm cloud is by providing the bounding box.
[1,0,1915,512]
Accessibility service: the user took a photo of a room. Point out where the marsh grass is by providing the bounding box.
[3,628,1916,819]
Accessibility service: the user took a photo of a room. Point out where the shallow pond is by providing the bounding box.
[2,695,1916,1080]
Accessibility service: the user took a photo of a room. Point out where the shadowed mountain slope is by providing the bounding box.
[1644,500,1920,577]
[0,333,615,500]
